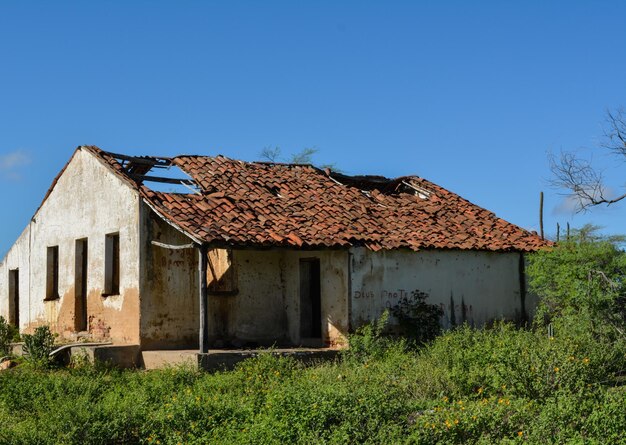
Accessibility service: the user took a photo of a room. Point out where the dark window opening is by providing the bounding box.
[45,246,59,301]
[75,239,88,331]
[104,233,120,296]
[299,258,322,339]
[8,269,19,327]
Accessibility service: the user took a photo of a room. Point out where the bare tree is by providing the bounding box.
[258,146,339,171]
[550,108,626,212]
[289,147,317,164]
[259,146,319,165]
[259,146,282,162]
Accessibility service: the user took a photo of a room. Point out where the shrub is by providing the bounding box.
[22,325,56,368]
[527,225,626,327]
[344,310,398,362]
[389,290,443,345]
[0,316,19,357]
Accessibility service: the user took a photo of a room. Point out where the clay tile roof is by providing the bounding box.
[86,146,550,252]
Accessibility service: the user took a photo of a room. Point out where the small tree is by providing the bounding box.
[258,146,338,171]
[527,225,626,336]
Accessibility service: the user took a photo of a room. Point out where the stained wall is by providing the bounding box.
[349,247,533,329]
[0,148,141,343]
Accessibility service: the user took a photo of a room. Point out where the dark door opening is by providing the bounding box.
[299,258,322,339]
[8,269,19,327]
[75,239,88,332]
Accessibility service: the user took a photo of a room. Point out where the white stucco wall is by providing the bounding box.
[350,247,528,329]
[0,148,141,343]
[0,226,31,330]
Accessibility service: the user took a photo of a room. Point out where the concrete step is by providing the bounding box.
[141,350,198,370]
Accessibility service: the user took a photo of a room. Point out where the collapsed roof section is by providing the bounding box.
[85,145,549,252]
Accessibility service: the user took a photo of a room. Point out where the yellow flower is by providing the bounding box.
[583,357,590,364]
[554,367,560,373]
[454,419,459,425]
[518,431,524,437]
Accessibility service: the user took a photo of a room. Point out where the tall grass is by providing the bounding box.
[1,316,626,444]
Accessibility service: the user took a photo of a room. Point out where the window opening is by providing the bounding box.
[104,233,120,295]
[75,239,88,331]
[207,249,238,295]
[45,246,59,301]
[8,269,19,327]
[299,258,322,339]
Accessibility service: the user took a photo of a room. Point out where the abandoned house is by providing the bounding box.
[0,146,548,353]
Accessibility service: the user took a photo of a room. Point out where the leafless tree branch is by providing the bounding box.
[549,108,626,211]
[259,146,282,162]
[602,108,626,158]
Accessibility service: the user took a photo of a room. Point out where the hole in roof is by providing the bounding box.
[140,165,200,194]
[266,185,283,198]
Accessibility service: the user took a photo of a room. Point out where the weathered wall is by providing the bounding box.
[0,226,31,330]
[139,206,199,349]
[0,148,141,343]
[207,249,349,347]
[139,239,349,349]
[350,248,530,329]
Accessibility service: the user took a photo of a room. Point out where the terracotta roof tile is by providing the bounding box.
[86,146,550,252]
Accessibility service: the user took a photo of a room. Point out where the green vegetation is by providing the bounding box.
[1,228,625,444]
[0,316,19,357]
[21,325,55,369]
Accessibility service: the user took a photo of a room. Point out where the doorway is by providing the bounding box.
[75,239,88,332]
[8,269,19,327]
[299,258,322,340]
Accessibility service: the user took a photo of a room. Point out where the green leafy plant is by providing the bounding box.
[0,316,19,357]
[389,290,443,346]
[344,310,396,362]
[22,326,55,368]
[527,225,626,320]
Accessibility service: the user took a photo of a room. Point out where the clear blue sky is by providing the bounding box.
[2,1,626,257]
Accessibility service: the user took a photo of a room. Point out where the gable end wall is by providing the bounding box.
[0,148,141,343]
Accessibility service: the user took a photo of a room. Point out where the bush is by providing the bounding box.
[0,316,19,357]
[527,225,626,326]
[344,310,398,362]
[389,290,443,345]
[22,325,56,368]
